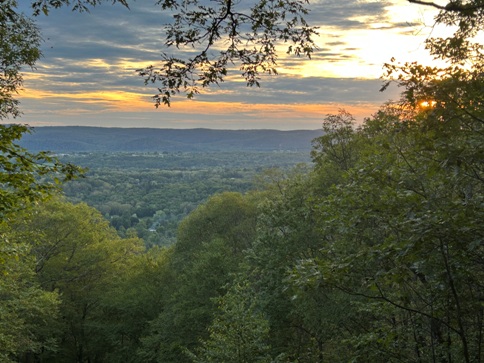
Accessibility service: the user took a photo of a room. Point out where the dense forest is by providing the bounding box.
[1,0,483,363]
[59,151,312,246]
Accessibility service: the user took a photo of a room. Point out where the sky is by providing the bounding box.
[17,0,447,130]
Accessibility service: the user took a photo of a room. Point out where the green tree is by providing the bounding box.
[311,109,360,173]
[246,169,358,362]
[189,280,273,363]
[139,192,258,363]
[0,221,59,362]
[308,104,484,362]
[0,2,82,215]
[0,6,82,358]
[310,110,363,193]
[221,4,483,361]
[10,197,144,362]
[289,14,483,354]
[0,0,40,119]
[174,191,257,263]
[315,7,483,361]
[98,246,174,363]
[0,124,81,219]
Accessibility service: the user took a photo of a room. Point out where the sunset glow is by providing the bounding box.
[420,100,438,108]
[18,0,448,129]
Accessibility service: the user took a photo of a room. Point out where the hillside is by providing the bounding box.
[19,126,323,152]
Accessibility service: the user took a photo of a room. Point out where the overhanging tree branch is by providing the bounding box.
[138,0,317,106]
[408,0,484,12]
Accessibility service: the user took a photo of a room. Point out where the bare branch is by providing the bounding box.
[408,0,446,10]
[408,0,484,12]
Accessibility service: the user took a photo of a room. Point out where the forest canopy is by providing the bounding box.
[0,0,483,362]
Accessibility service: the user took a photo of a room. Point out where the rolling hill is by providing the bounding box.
[19,126,323,152]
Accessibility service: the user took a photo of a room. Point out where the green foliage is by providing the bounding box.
[310,102,483,362]
[0,2,482,363]
[0,9,83,357]
[9,198,145,362]
[97,246,174,363]
[30,0,130,16]
[0,2,81,217]
[311,109,360,172]
[60,151,309,246]
[310,110,362,191]
[284,17,483,357]
[0,222,59,362]
[189,280,273,363]
[0,1,41,119]
[178,7,484,361]
[0,124,83,219]
[175,192,257,259]
[138,192,258,363]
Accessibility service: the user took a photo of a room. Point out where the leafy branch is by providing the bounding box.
[138,0,317,106]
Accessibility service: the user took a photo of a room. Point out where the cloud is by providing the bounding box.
[21,97,386,130]
[194,76,400,104]
[14,0,439,129]
[307,0,393,28]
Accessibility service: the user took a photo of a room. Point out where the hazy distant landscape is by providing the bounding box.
[19,127,318,246]
[24,127,318,246]
[19,126,323,152]
[59,150,312,246]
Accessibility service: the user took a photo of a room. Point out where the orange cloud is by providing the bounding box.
[20,85,380,124]
[19,88,152,110]
[167,100,379,122]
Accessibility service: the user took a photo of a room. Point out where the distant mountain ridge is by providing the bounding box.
[19,126,323,152]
